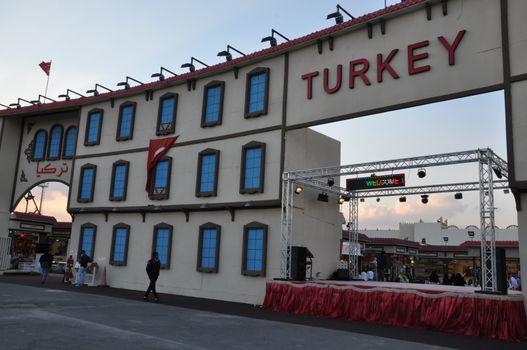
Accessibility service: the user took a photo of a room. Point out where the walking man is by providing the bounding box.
[144,251,161,302]
[39,251,53,284]
[76,250,91,287]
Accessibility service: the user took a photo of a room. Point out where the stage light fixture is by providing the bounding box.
[399,196,406,203]
[443,236,449,243]
[504,189,510,194]
[454,192,463,199]
[294,185,303,194]
[421,238,427,244]
[360,198,365,202]
[468,230,475,239]
[376,197,380,202]
[338,195,350,204]
[317,192,329,202]
[327,178,335,187]
[421,194,429,204]
[417,168,426,178]
[492,166,503,179]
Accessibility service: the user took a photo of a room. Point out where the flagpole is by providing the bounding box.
[44,60,51,100]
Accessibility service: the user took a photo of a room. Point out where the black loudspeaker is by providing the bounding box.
[495,247,507,294]
[290,246,308,281]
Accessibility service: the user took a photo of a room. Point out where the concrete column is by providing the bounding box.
[517,195,527,312]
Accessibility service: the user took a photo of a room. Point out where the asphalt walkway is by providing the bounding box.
[0,274,524,349]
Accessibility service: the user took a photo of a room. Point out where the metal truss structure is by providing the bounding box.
[280,148,508,292]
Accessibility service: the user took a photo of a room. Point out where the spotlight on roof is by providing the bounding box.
[317,193,329,202]
[454,192,463,200]
[417,168,426,178]
[421,238,427,244]
[86,83,113,96]
[421,194,429,204]
[151,66,177,81]
[399,196,406,203]
[217,45,246,62]
[181,57,209,73]
[261,29,290,47]
[58,89,84,101]
[294,185,303,194]
[326,4,354,24]
[9,98,33,109]
[492,166,503,179]
[327,178,335,187]
[0,103,11,109]
[117,76,144,90]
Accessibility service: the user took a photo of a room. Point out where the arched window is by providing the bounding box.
[47,125,63,160]
[63,127,78,159]
[33,130,47,161]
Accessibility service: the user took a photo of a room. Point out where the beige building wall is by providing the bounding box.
[0,117,23,237]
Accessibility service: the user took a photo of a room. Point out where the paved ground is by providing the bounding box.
[0,274,525,349]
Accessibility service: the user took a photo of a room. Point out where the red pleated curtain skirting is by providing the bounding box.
[262,281,527,342]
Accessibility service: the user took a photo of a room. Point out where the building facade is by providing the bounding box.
[1,0,527,305]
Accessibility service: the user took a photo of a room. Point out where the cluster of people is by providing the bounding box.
[39,249,163,302]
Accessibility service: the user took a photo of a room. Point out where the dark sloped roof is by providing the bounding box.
[13,211,57,225]
[461,240,519,247]
[0,0,427,118]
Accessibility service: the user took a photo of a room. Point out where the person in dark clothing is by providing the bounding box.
[76,250,91,287]
[453,273,465,286]
[377,251,387,282]
[442,273,451,285]
[39,251,53,284]
[429,270,440,284]
[144,251,161,302]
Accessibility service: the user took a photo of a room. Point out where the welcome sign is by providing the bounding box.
[346,174,405,191]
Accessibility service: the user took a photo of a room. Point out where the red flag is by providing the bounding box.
[39,61,51,76]
[145,136,178,192]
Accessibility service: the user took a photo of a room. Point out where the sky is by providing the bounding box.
[4,0,517,228]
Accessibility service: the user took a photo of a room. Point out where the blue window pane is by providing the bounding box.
[112,228,128,263]
[204,86,222,123]
[160,97,175,125]
[118,105,134,139]
[248,72,266,113]
[86,112,101,143]
[48,126,62,159]
[81,227,94,255]
[33,131,46,160]
[244,147,262,189]
[112,164,127,198]
[154,160,169,190]
[80,168,94,200]
[246,228,264,272]
[201,228,217,269]
[64,128,77,157]
[155,228,170,266]
[199,154,216,193]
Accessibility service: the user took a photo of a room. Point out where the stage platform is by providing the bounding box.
[262,280,527,342]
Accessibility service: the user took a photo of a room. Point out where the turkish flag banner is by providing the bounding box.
[39,61,51,76]
[145,136,178,192]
